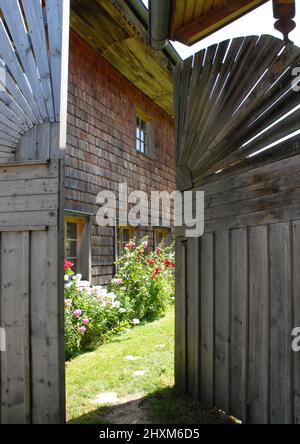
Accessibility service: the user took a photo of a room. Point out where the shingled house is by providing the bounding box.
[65,0,180,285]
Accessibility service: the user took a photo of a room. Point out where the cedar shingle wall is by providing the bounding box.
[65,31,176,285]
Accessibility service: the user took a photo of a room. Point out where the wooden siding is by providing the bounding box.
[66,31,176,285]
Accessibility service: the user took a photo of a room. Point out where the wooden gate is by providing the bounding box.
[0,1,70,424]
[175,35,300,424]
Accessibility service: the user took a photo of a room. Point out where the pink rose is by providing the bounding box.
[73,309,82,318]
[79,326,86,334]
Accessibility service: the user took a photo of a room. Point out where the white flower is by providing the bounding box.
[132,319,140,325]
[119,308,126,314]
[72,273,83,282]
[64,275,69,282]
[76,280,90,289]
[112,301,121,309]
[65,282,73,289]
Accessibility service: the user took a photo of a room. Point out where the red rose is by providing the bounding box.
[146,258,155,264]
[64,260,74,270]
[163,259,176,269]
[126,242,136,250]
[151,266,161,280]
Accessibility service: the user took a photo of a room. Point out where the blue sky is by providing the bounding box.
[142,0,300,59]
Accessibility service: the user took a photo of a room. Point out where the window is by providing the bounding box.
[155,227,172,246]
[64,214,91,280]
[136,110,153,156]
[118,226,136,257]
[136,116,147,154]
[65,221,79,272]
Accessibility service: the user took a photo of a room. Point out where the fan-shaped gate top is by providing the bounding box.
[175,35,300,185]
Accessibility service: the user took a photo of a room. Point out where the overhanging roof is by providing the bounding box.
[70,0,181,116]
[150,0,269,47]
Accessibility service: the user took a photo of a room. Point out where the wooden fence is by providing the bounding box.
[0,0,70,424]
[174,36,300,424]
[176,152,300,424]
[0,160,65,424]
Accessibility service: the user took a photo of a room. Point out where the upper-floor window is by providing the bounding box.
[136,109,154,156]
[136,116,148,154]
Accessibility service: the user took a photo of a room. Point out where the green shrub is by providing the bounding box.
[64,262,129,360]
[108,237,175,322]
[64,238,175,360]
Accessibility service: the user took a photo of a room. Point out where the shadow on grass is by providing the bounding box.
[68,387,230,425]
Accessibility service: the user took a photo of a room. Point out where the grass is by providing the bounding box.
[66,309,229,424]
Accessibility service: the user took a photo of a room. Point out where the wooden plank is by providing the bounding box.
[0,59,37,126]
[269,223,292,424]
[16,127,37,161]
[0,226,47,233]
[36,123,51,160]
[0,194,58,213]
[0,231,30,424]
[248,225,269,424]
[22,0,55,122]
[292,221,300,424]
[205,188,300,222]
[186,237,200,399]
[0,161,58,181]
[46,0,70,122]
[31,228,62,423]
[204,169,300,210]
[0,92,32,131]
[0,0,48,121]
[0,178,59,197]
[214,230,230,412]
[200,233,214,406]
[175,238,187,393]
[0,19,42,123]
[204,203,300,233]
[198,152,300,197]
[0,211,58,228]
[230,228,248,422]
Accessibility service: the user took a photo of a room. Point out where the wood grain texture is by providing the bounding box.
[0,0,70,161]
[174,35,300,183]
[71,0,174,117]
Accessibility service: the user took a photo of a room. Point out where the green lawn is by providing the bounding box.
[66,309,229,424]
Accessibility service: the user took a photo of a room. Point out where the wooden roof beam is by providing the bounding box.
[172,0,269,46]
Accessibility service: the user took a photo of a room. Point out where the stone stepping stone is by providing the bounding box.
[124,355,142,361]
[91,392,118,405]
[133,370,146,377]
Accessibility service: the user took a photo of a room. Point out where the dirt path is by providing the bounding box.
[86,390,230,425]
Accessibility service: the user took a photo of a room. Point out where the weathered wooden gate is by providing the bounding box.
[175,35,300,424]
[0,0,70,423]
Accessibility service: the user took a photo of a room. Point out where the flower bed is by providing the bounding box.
[109,238,175,322]
[64,238,175,359]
